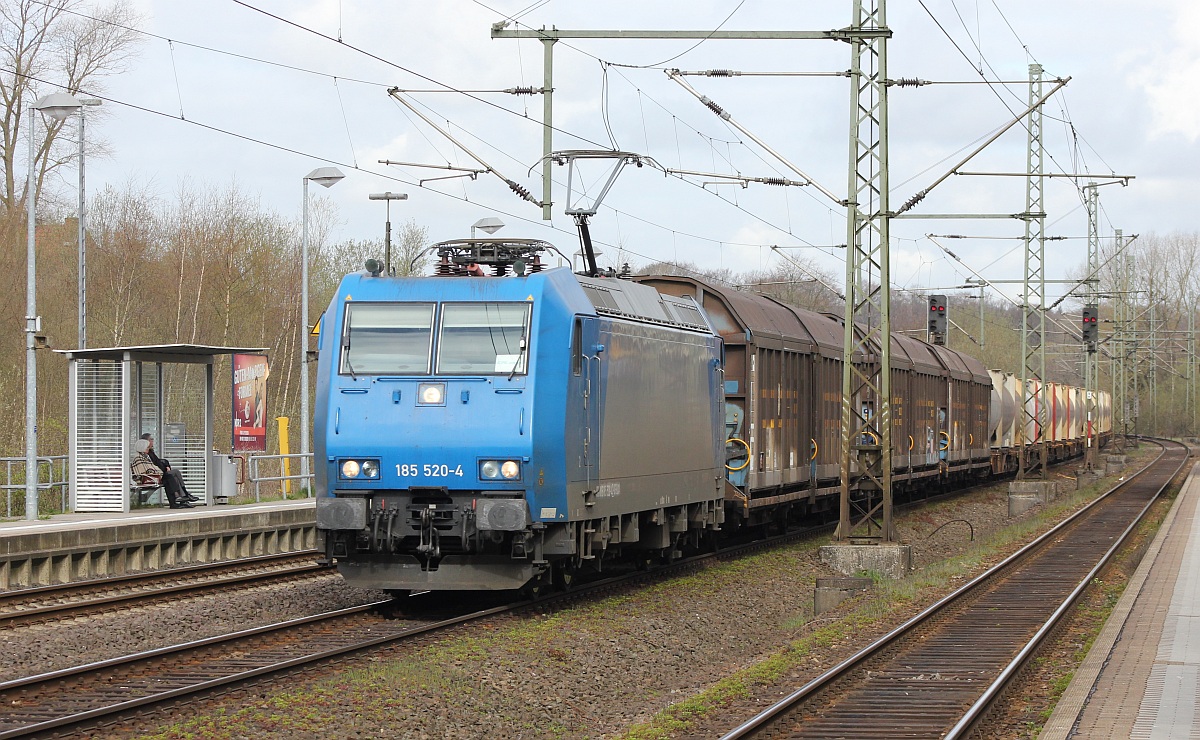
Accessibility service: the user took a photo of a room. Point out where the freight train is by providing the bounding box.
[313,238,1110,594]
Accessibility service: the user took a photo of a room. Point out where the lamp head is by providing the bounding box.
[472,216,505,235]
[33,92,83,122]
[305,166,345,188]
[369,192,408,201]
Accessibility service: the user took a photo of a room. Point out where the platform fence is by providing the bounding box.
[1,456,70,519]
[245,453,314,503]
[2,451,313,516]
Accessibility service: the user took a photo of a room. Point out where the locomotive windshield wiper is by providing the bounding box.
[508,312,529,381]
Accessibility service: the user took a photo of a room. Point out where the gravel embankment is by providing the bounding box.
[1,449,1157,739]
[0,575,385,683]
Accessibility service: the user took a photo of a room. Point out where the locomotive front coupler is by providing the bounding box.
[416,507,441,560]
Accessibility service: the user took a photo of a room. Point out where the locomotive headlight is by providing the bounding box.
[418,382,445,405]
[338,458,381,480]
[479,459,521,480]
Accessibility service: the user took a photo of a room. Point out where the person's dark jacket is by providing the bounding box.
[147,447,171,472]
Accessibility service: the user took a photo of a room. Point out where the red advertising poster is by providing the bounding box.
[232,353,269,452]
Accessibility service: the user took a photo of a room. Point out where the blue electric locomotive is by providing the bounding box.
[314,239,726,592]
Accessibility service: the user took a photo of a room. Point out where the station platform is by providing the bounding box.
[0,498,316,590]
[1043,459,1200,739]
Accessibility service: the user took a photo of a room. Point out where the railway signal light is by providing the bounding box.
[1082,304,1099,351]
[928,294,947,345]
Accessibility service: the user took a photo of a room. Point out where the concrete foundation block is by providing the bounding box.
[1008,480,1059,516]
[819,543,912,580]
[814,576,873,615]
[1106,455,1127,465]
[1076,469,1104,489]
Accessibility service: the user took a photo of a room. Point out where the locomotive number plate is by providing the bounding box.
[396,464,465,477]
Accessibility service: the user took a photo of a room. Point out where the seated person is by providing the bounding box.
[140,433,200,506]
[132,438,193,508]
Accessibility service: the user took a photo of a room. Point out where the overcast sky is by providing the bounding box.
[61,0,1200,304]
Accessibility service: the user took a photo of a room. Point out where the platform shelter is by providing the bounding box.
[57,344,266,513]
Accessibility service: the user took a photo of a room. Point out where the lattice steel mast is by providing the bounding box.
[1083,182,1100,470]
[1018,64,1048,481]
[836,0,894,542]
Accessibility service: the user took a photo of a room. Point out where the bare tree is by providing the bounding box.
[0,0,140,216]
[741,261,841,313]
[394,219,429,276]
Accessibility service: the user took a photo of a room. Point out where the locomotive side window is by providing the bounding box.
[436,303,531,375]
[340,303,435,375]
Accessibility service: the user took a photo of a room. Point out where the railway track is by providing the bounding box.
[0,513,849,738]
[0,450,1147,738]
[721,439,1189,739]
[0,551,327,628]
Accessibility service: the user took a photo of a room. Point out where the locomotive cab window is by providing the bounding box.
[436,303,531,375]
[340,303,435,375]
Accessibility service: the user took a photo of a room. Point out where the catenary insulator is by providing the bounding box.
[761,177,787,186]
[902,189,928,212]
[506,180,533,200]
[505,86,541,95]
[705,69,738,77]
[890,77,928,87]
[699,96,732,120]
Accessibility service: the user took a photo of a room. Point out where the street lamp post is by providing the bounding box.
[26,93,82,519]
[368,192,409,275]
[300,167,344,465]
[77,97,101,350]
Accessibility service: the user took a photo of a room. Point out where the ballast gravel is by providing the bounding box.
[0,575,382,684]
[0,456,1150,739]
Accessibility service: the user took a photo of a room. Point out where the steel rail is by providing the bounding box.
[0,552,326,626]
[721,440,1183,739]
[0,600,447,739]
[946,441,1188,738]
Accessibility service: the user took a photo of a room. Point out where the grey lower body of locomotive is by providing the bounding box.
[316,482,724,591]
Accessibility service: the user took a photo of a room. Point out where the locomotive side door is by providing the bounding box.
[569,316,603,501]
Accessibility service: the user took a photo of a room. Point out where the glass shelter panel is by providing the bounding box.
[162,363,209,503]
[73,360,125,512]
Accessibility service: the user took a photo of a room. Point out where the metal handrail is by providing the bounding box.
[246,453,313,502]
[1,455,69,518]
